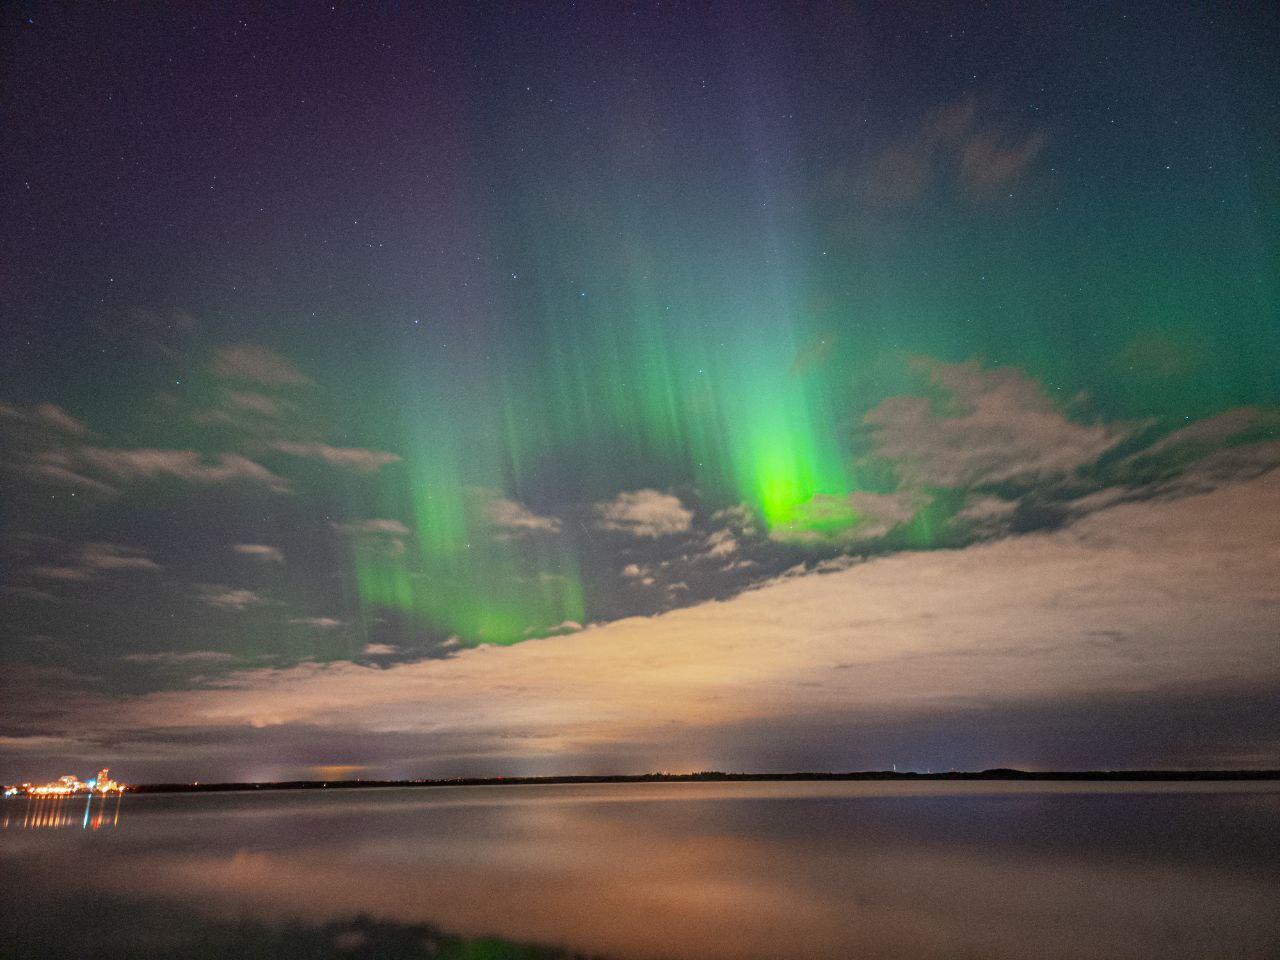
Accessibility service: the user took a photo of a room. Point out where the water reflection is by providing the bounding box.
[2,791,122,831]
[2,782,1278,959]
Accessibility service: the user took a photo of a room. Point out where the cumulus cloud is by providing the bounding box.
[213,344,311,386]
[864,359,1129,489]
[232,543,285,563]
[269,441,400,473]
[196,585,266,611]
[703,529,739,558]
[485,497,561,534]
[595,490,694,537]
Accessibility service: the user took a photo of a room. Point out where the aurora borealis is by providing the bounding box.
[1,3,1278,781]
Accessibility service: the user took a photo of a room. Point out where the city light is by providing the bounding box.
[3,768,125,798]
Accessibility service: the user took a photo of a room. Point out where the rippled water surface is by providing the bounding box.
[3,781,1279,959]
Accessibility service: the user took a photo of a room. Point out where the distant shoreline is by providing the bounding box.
[63,769,1280,796]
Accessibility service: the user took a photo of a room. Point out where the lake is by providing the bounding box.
[2,781,1278,959]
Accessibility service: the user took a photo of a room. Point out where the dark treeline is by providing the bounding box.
[118,769,1280,795]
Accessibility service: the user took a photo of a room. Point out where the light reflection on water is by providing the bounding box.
[1,781,1278,959]
[2,791,122,831]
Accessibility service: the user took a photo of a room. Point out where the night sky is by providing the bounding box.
[2,3,1278,783]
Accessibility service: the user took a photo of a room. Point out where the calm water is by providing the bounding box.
[2,781,1279,959]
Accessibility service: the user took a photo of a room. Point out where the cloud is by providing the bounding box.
[956,494,1020,529]
[1,401,88,436]
[196,586,266,611]
[31,565,92,582]
[29,543,159,582]
[225,391,283,418]
[87,468,1280,775]
[864,99,1044,207]
[68,447,290,493]
[270,441,401,473]
[31,403,88,436]
[864,359,1130,489]
[213,344,311,386]
[121,651,237,665]
[770,491,922,545]
[957,129,1046,196]
[333,519,410,536]
[485,497,561,534]
[1125,408,1273,471]
[232,544,285,563]
[22,461,117,493]
[292,618,344,630]
[0,734,97,754]
[595,490,694,537]
[6,399,290,495]
[703,529,739,558]
[78,542,160,572]
[1,585,60,602]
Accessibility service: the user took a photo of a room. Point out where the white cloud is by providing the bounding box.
[595,489,694,537]
[1,402,88,436]
[28,543,158,582]
[72,447,290,493]
[196,586,266,611]
[957,494,1019,527]
[213,344,311,386]
[704,529,739,558]
[108,470,1280,767]
[233,543,285,563]
[78,543,159,571]
[1133,408,1266,460]
[32,403,88,436]
[486,497,561,534]
[713,504,760,537]
[23,461,117,494]
[864,359,1130,488]
[270,441,400,473]
[225,391,283,418]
